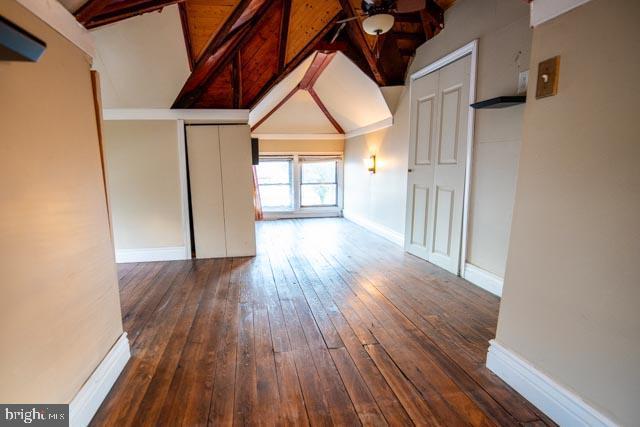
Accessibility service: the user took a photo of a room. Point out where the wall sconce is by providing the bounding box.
[367,154,377,174]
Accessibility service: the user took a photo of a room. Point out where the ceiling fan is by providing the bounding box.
[331,0,427,56]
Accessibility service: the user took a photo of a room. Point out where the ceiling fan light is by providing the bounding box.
[362,13,395,35]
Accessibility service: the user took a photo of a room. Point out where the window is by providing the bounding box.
[300,160,338,207]
[256,154,342,216]
[256,159,293,210]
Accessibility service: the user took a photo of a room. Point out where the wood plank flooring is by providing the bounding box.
[92,218,553,426]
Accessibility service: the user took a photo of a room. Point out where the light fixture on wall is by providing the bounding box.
[367,154,377,174]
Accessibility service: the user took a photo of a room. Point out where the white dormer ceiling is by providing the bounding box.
[91,5,190,108]
[250,51,393,136]
[254,90,338,135]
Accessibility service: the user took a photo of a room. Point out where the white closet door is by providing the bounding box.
[405,70,439,260]
[186,125,227,258]
[429,55,471,274]
[405,55,471,275]
[219,125,256,257]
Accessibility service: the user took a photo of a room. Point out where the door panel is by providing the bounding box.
[186,126,227,259]
[438,86,462,165]
[410,185,429,247]
[405,54,471,275]
[415,96,434,165]
[219,125,256,257]
[433,186,454,255]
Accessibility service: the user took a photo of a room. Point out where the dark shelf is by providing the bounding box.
[471,96,526,109]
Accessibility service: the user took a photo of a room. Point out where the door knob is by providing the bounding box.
[408,169,413,173]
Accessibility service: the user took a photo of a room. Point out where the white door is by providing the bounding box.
[186,125,227,258]
[405,55,471,274]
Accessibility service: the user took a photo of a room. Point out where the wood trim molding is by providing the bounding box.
[343,210,404,246]
[462,263,503,297]
[486,341,617,426]
[69,333,130,426]
[115,247,189,263]
[251,133,344,140]
[344,117,393,138]
[102,108,250,122]
[15,0,95,57]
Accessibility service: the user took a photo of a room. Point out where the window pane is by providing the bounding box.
[259,184,293,210]
[301,161,336,184]
[256,160,290,184]
[301,184,337,206]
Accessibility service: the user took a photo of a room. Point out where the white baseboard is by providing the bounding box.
[343,210,404,246]
[463,263,503,296]
[69,333,131,427]
[115,246,188,263]
[486,340,617,427]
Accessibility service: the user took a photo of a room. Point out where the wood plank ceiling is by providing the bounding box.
[75,0,455,109]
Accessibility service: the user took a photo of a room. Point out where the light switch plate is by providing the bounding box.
[536,56,560,99]
[518,70,529,95]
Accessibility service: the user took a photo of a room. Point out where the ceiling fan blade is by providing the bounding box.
[336,16,360,24]
[395,0,426,13]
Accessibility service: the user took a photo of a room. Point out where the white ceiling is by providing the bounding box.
[251,51,393,135]
[90,5,190,108]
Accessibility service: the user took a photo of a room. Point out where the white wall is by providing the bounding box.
[0,0,123,403]
[343,0,531,277]
[495,0,640,424]
[103,120,186,257]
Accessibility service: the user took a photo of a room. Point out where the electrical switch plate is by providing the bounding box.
[517,70,529,95]
[536,56,560,99]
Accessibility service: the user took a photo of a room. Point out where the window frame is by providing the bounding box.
[257,152,343,219]
[255,157,294,211]
[299,159,339,208]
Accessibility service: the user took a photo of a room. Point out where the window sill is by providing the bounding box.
[262,207,342,220]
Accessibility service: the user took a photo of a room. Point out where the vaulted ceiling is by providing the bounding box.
[71,0,456,110]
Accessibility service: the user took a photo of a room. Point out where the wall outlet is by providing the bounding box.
[518,70,529,95]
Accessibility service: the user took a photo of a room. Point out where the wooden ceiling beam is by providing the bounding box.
[250,84,298,132]
[277,0,292,73]
[308,88,344,134]
[247,10,342,109]
[419,0,445,39]
[172,0,271,108]
[337,0,386,86]
[178,2,194,70]
[75,0,112,25]
[252,51,343,134]
[233,51,242,109]
[77,0,185,29]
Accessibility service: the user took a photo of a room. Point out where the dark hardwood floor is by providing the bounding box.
[92,218,552,426]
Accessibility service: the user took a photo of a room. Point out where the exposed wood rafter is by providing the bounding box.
[277,0,292,73]
[172,0,271,108]
[76,0,185,29]
[248,10,342,110]
[178,2,194,70]
[233,51,242,109]
[337,0,386,86]
[251,51,343,134]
